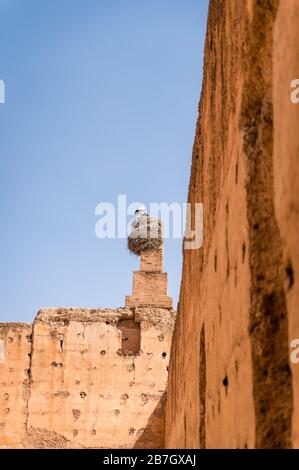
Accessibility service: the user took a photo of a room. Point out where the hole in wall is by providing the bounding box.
[51,361,62,368]
[222,376,229,395]
[242,242,246,263]
[235,161,239,184]
[162,352,167,359]
[53,391,70,398]
[121,393,129,402]
[285,260,294,291]
[136,428,145,438]
[140,393,149,405]
[223,376,228,387]
[72,409,81,420]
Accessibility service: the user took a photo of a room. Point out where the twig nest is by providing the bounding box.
[128,215,163,255]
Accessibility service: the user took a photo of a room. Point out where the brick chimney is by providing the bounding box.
[125,247,172,308]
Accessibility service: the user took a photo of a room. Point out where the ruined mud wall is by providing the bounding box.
[0,240,175,448]
[165,0,299,449]
[0,324,32,448]
[0,307,174,448]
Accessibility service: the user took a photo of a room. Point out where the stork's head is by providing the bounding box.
[134,204,147,216]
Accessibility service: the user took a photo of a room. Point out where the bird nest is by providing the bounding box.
[127,215,163,255]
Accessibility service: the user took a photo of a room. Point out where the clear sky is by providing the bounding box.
[0,0,209,323]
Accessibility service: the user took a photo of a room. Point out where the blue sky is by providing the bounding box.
[0,0,209,323]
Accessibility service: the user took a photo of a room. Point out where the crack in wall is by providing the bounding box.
[23,322,34,444]
[199,324,206,449]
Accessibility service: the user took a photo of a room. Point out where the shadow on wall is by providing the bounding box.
[134,392,166,449]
